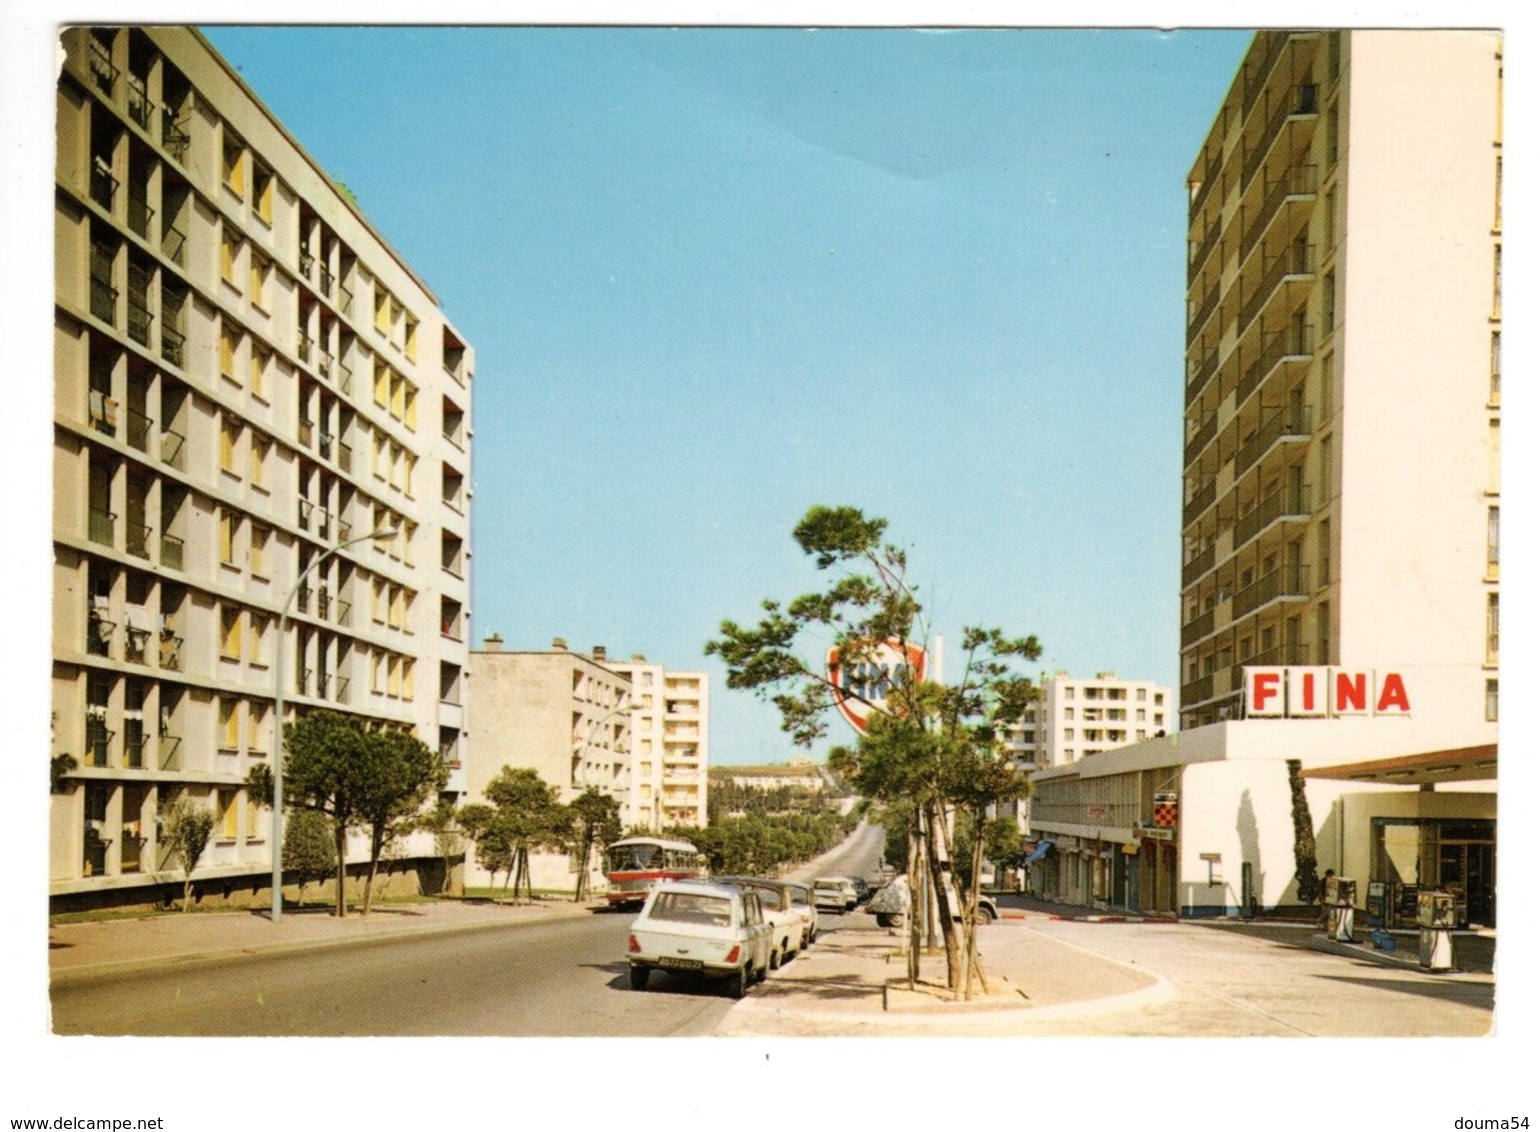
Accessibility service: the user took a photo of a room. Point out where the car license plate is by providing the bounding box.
[658,957,704,970]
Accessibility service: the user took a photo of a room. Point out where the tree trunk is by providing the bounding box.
[961,822,987,1001]
[574,826,592,902]
[906,814,923,987]
[923,798,962,989]
[333,822,349,918]
[182,874,193,914]
[362,825,385,916]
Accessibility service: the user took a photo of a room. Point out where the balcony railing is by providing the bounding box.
[339,284,354,317]
[299,249,315,277]
[298,417,314,448]
[1182,543,1216,589]
[319,264,335,297]
[90,275,117,325]
[1181,606,1216,648]
[126,408,151,453]
[127,186,155,239]
[127,292,153,345]
[160,426,186,470]
[90,158,118,211]
[1233,481,1312,548]
[299,334,314,364]
[1187,279,1220,339]
[337,441,353,473]
[84,715,111,767]
[319,352,334,380]
[159,632,182,671]
[338,362,353,396]
[333,676,350,705]
[1235,405,1312,478]
[1243,164,1318,264]
[1181,672,1214,706]
[1240,243,1313,337]
[126,72,154,130]
[162,223,187,267]
[161,108,190,164]
[1232,565,1311,620]
[125,517,151,560]
[123,725,146,769]
[1238,323,1313,407]
[319,432,334,462]
[296,667,314,697]
[1183,414,1218,467]
[1182,478,1217,529]
[87,612,112,657]
[87,35,117,94]
[88,507,116,547]
[297,498,314,532]
[157,733,182,771]
[161,323,185,368]
[1241,31,1290,119]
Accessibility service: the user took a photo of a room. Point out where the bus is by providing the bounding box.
[604,836,706,908]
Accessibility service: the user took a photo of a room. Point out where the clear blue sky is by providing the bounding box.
[202,26,1251,763]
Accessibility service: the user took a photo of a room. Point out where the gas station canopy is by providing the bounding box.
[1301,743,1497,787]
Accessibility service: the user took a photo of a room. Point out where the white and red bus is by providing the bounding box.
[604,836,706,908]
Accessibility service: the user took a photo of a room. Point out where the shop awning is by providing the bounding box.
[1301,742,1496,787]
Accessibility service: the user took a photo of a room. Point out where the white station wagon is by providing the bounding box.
[627,880,773,998]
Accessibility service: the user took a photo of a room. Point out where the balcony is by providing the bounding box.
[299,334,315,366]
[1235,404,1312,479]
[161,323,185,368]
[319,351,334,381]
[299,248,315,278]
[124,724,146,769]
[1182,543,1216,589]
[87,35,117,95]
[127,185,155,240]
[296,667,313,698]
[125,517,151,561]
[90,273,117,325]
[160,425,185,470]
[1187,278,1221,339]
[338,361,353,396]
[88,507,116,547]
[158,733,182,770]
[90,157,118,212]
[1239,243,1313,339]
[297,497,313,532]
[161,108,190,164]
[127,291,152,346]
[1238,322,1313,407]
[162,222,187,267]
[1242,164,1318,266]
[84,714,111,768]
[1231,565,1311,620]
[1182,478,1217,529]
[125,407,151,453]
[159,632,183,672]
[87,610,113,657]
[1183,413,1218,467]
[126,72,154,131]
[333,676,350,705]
[1181,606,1216,649]
[339,283,354,318]
[1233,481,1312,549]
[337,441,353,473]
[298,416,314,449]
[319,264,335,298]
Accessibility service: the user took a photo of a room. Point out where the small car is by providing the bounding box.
[812,877,860,912]
[627,880,773,998]
[713,876,807,967]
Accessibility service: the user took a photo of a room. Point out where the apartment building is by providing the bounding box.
[51,27,475,907]
[1022,30,1498,921]
[1003,672,1171,771]
[604,656,710,831]
[1179,29,1501,729]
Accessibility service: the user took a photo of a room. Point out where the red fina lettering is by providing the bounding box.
[1376,672,1411,713]
[1334,670,1368,712]
[1300,670,1317,711]
[1251,671,1281,712]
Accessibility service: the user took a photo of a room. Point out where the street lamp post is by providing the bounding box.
[271,526,398,922]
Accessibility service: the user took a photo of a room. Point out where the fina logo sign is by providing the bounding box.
[827,639,927,735]
[1243,666,1411,718]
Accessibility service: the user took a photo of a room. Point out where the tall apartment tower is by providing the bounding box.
[1179,30,1501,729]
[605,657,709,831]
[52,28,475,906]
[1004,672,1171,771]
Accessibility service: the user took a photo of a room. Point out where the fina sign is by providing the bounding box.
[1243,666,1411,718]
[827,638,926,735]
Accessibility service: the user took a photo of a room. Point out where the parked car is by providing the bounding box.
[626,880,772,998]
[779,880,819,946]
[713,876,807,966]
[813,877,860,912]
[864,874,997,927]
[845,876,873,905]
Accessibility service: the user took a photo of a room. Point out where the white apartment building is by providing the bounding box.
[1025,30,1499,923]
[1004,673,1172,771]
[51,27,474,908]
[604,656,709,831]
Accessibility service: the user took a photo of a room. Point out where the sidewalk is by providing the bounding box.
[49,896,602,979]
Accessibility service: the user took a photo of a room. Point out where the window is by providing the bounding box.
[404,386,417,431]
[247,611,268,664]
[1318,518,1332,586]
[220,697,240,749]
[403,659,414,701]
[1492,244,1501,317]
[221,606,242,658]
[374,362,390,408]
[371,652,384,693]
[1486,593,1499,663]
[220,231,240,288]
[388,585,404,630]
[249,255,270,311]
[250,527,269,579]
[1490,332,1500,404]
[1315,601,1332,665]
[1326,104,1339,164]
[218,788,239,840]
[1486,679,1499,722]
[1488,507,1499,576]
[245,794,263,841]
[405,315,418,362]
[374,288,390,336]
[219,510,235,564]
[222,135,246,197]
[250,434,269,487]
[1488,419,1500,493]
[253,164,274,223]
[1494,155,1502,232]
[249,344,269,399]
[388,656,402,697]
[219,327,238,380]
[1321,270,1336,335]
[219,417,238,471]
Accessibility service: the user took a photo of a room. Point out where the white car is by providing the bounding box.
[813,877,860,911]
[865,875,997,927]
[717,876,813,959]
[627,880,773,998]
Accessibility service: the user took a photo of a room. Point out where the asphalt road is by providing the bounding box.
[51,910,739,1036]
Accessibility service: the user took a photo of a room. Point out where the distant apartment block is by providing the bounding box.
[51,27,474,906]
[603,656,709,831]
[716,760,826,792]
[1004,673,1171,771]
[1179,29,1501,727]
